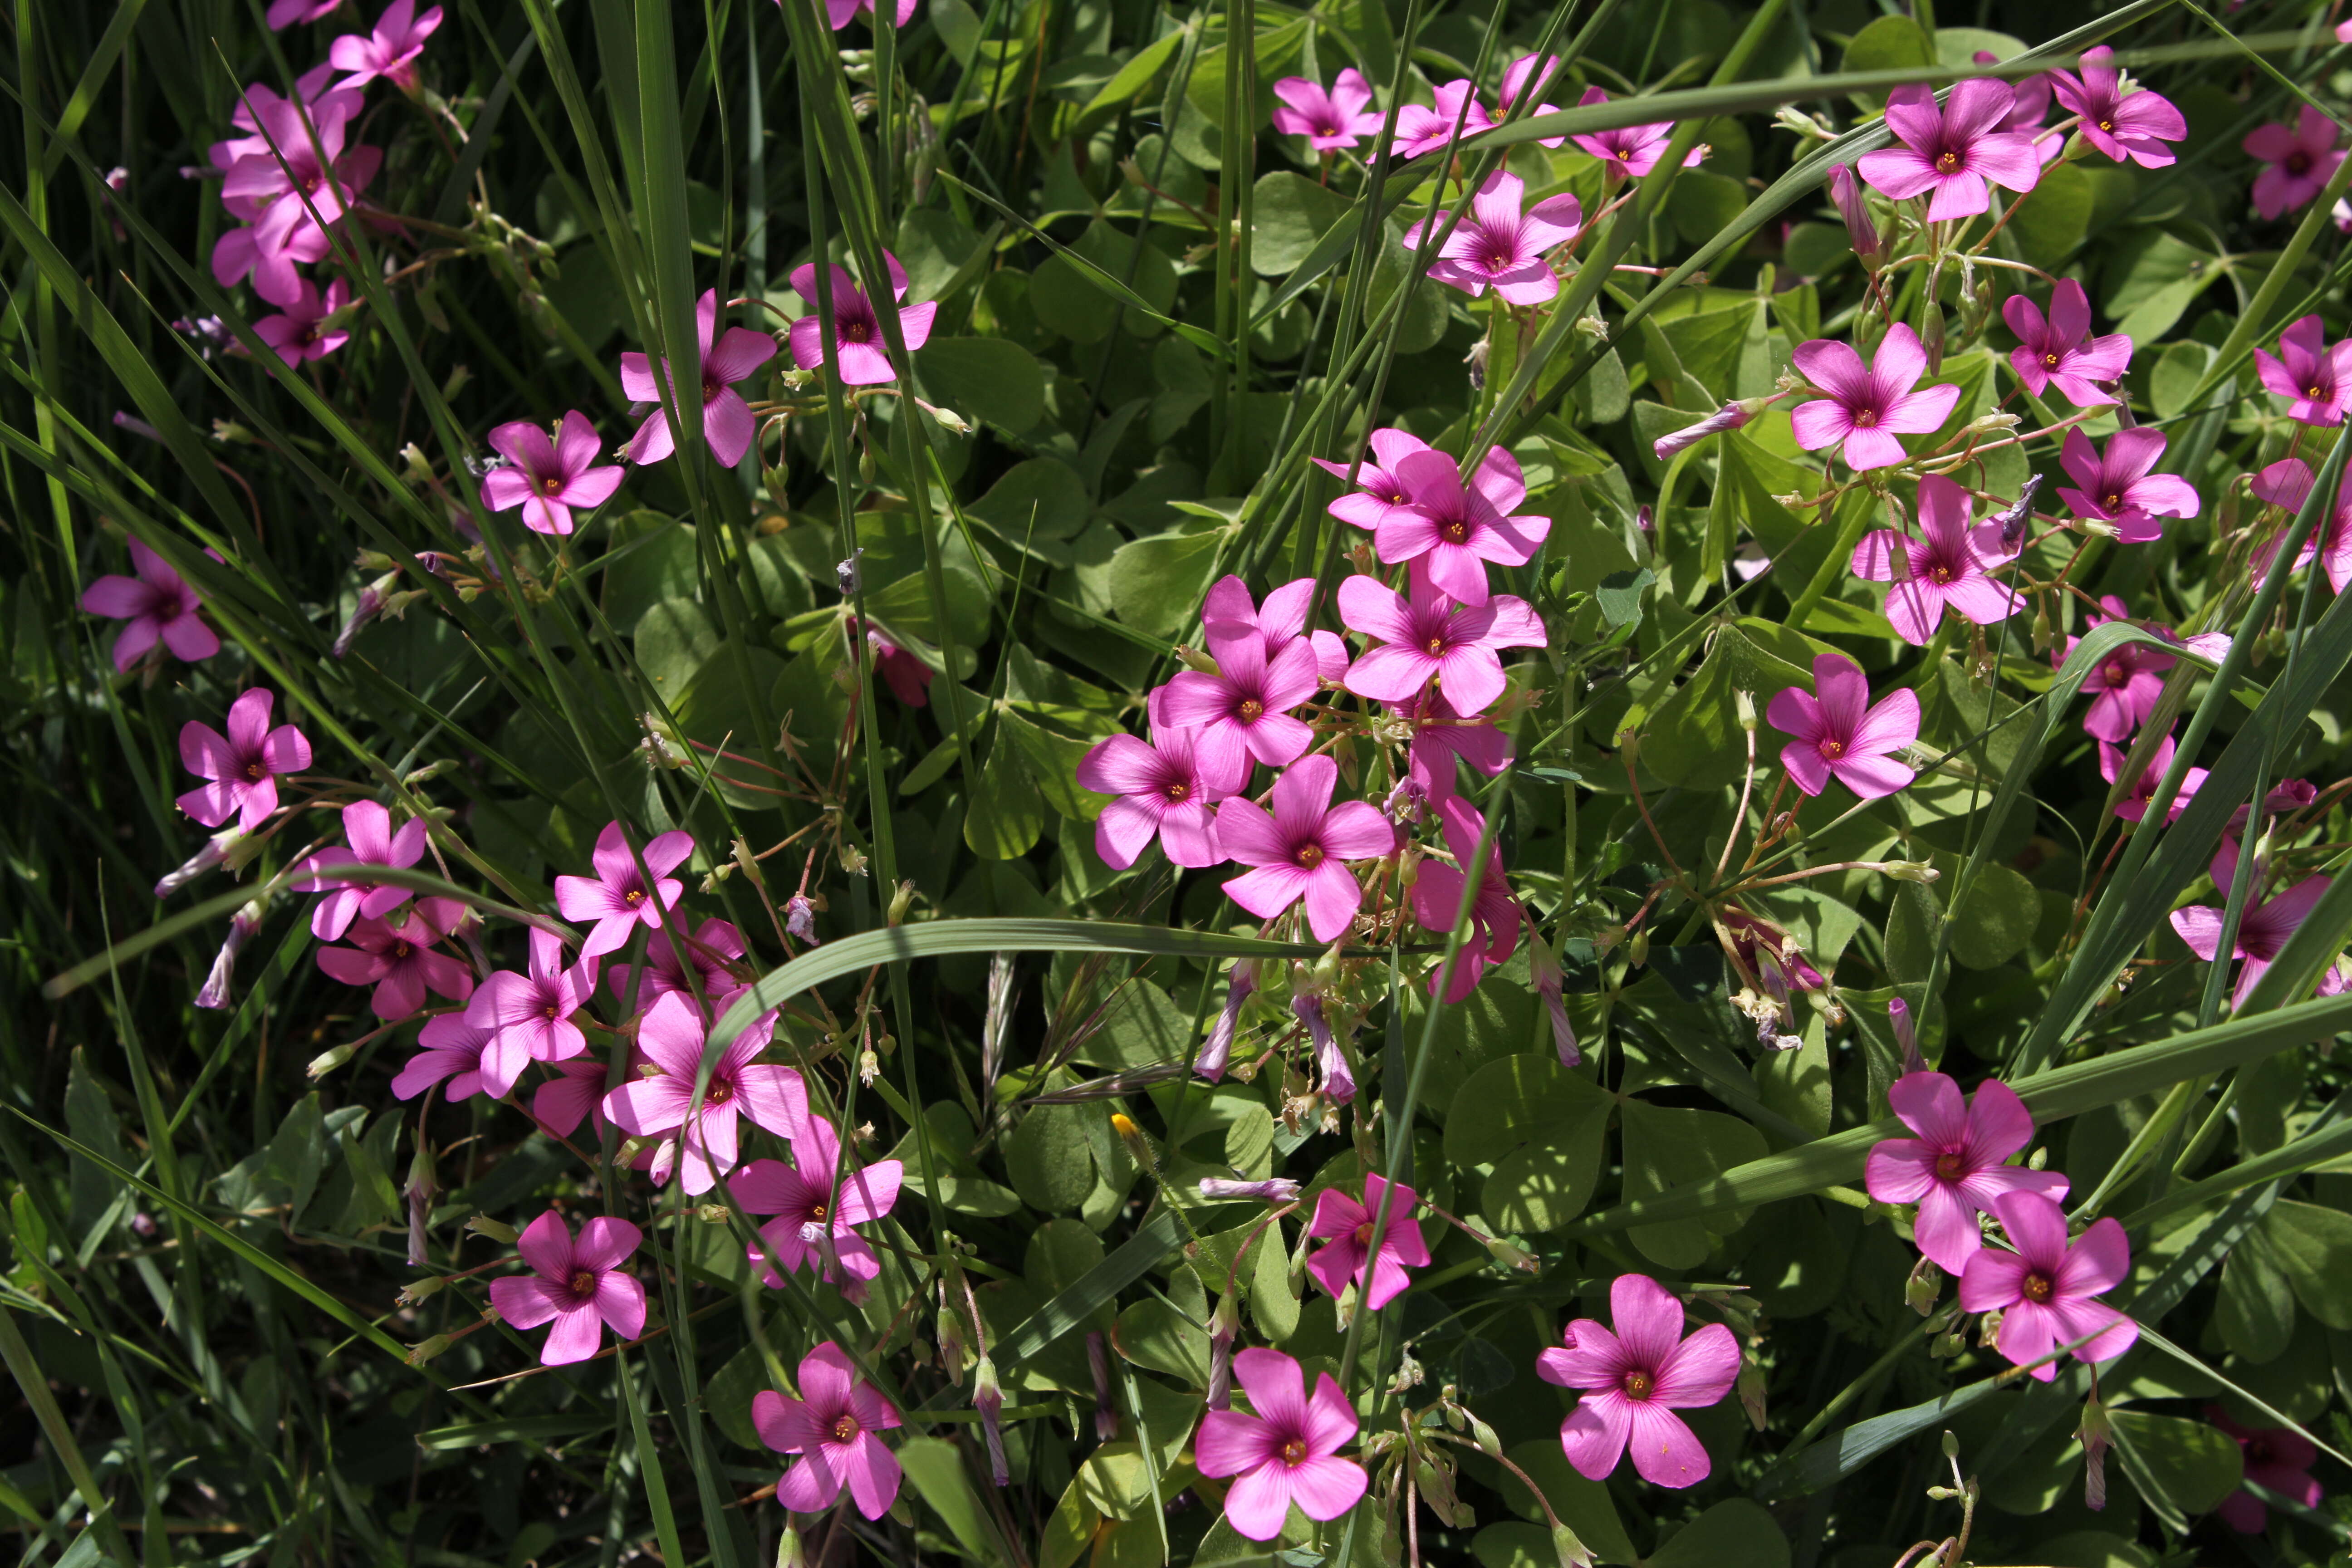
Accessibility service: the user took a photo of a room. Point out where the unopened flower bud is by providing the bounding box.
[2077,1396,2111,1510]
[1735,688,1758,732]
[1652,399,1758,461]
[1196,958,1258,1081]
[155,825,250,898]
[2028,1145,2048,1171]
[784,893,818,945]
[1553,1524,1597,1568]
[918,397,972,435]
[973,1355,1009,1485]
[1828,163,1880,262]
[1890,997,1926,1075]
[1992,473,2042,554]
[466,1215,518,1244]
[307,1040,361,1079]
[1880,861,1940,883]
[1528,929,1581,1067]
[399,442,435,485]
[196,899,267,1011]
[1977,1307,2004,1348]
[1485,1235,1539,1273]
[1465,1408,1504,1456]
[1176,643,1222,674]
[887,879,916,926]
[1906,1254,1942,1315]
[1628,926,1651,967]
[1206,1293,1241,1411]
[1198,1177,1301,1203]
[1573,314,1609,339]
[1965,412,2020,436]
[835,548,864,598]
[1109,1111,1158,1171]
[2076,517,2122,539]
[1921,302,1945,374]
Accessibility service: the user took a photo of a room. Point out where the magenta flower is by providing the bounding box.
[731,1114,903,1294]
[554,820,695,959]
[1958,1191,2136,1381]
[2058,597,2174,742]
[1411,794,1521,1002]
[292,799,427,940]
[1850,472,2020,646]
[533,1056,617,1138]
[2209,1408,2325,1533]
[1864,1070,2070,1275]
[787,254,936,387]
[1198,575,1348,682]
[620,289,776,467]
[1271,70,1383,150]
[2246,107,2345,220]
[1497,54,1567,146]
[254,277,351,365]
[2003,280,2131,405]
[1154,631,1320,794]
[2249,458,2352,591]
[267,0,343,25]
[81,539,219,672]
[754,1343,903,1518]
[1215,754,1396,943]
[1403,171,1582,305]
[603,991,806,1194]
[177,689,313,829]
[1379,447,1550,606]
[2254,314,2352,426]
[1195,1349,1367,1540]
[2099,733,2205,825]
[1391,80,1490,159]
[1076,729,1225,870]
[1857,81,2041,220]
[466,927,599,1064]
[488,1211,646,1366]
[2055,428,2200,543]
[392,1012,524,1103]
[2050,46,2185,168]
[1828,163,1881,261]
[608,917,748,1014]
[2170,840,2334,1010]
[1305,1175,1428,1310]
[218,93,382,251]
[1569,87,1698,177]
[1534,1273,1741,1488]
[1789,324,1960,471]
[1337,571,1544,718]
[211,214,331,309]
[328,0,441,90]
[823,0,916,31]
[1317,429,1436,534]
[315,899,475,1021]
[1406,689,1510,804]
[1766,654,1919,800]
[481,410,626,537]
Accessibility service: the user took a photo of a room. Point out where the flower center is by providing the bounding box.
[2106,663,2130,687]
[1296,843,1327,870]
[1281,1436,1309,1465]
[544,1003,560,1019]
[1930,565,1953,584]
[1622,1369,1654,1401]
[1852,408,1878,428]
[1321,124,1338,137]
[624,887,646,905]
[1487,250,1512,272]
[810,1202,828,1222]
[2043,352,2060,368]
[831,1413,859,1443]
[245,760,266,780]
[543,475,564,495]
[569,1268,598,1298]
[1616,147,1632,161]
[391,940,413,960]
[1352,1221,1373,1246]
[703,1074,734,1105]
[1936,150,1961,173]
[2097,118,2115,132]
[1425,636,1447,655]
[2310,383,2328,400]
[701,375,724,401]
[1440,518,1470,544]
[2022,1271,2055,1303]
[2288,151,2313,176]
[1164,780,1191,802]
[1934,1150,1965,1181]
[2103,491,2124,512]
[1237,699,1265,721]
[1820,738,1846,760]
[843,321,871,343]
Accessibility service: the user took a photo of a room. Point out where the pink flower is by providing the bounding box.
[81,539,219,672]
[1154,632,1320,794]
[267,0,343,25]
[1215,754,1397,943]
[1723,908,1825,993]
[466,927,599,1063]
[1198,575,1348,683]
[607,917,748,1014]
[1305,1175,1428,1310]
[488,1211,646,1366]
[328,0,441,89]
[315,899,475,1020]
[731,1114,903,1294]
[1076,729,1225,870]
[859,620,935,706]
[1194,1349,1367,1540]
[1379,447,1550,605]
[1406,689,1510,804]
[603,990,806,1194]
[554,820,695,959]
[211,216,332,309]
[1271,70,1383,150]
[1391,80,1491,159]
[822,0,917,31]
[2058,595,2174,742]
[1857,81,2041,220]
[2169,839,2334,1010]
[1402,171,1582,305]
[1411,795,1521,1002]
[1315,428,1432,534]
[2245,107,2345,220]
[533,1056,617,1137]
[1534,1274,1741,1488]
[1789,324,1960,471]
[177,688,313,829]
[1864,1070,2070,1275]
[1338,572,1544,718]
[392,1012,523,1102]
[291,799,427,940]
[2254,313,2352,426]
[1497,54,1567,146]
[254,277,351,365]
[1958,1191,2136,1381]
[753,1343,903,1518]
[1828,163,1880,260]
[2055,428,2199,542]
[621,290,776,467]
[481,410,626,536]
[1766,654,1919,800]
[2209,1408,2324,1533]
[2099,733,2204,824]
[1569,87,1698,176]
[2050,46,2185,168]
[787,255,936,387]
[218,93,381,245]
[1850,472,2020,646]
[2003,280,2131,405]
[2248,457,2352,592]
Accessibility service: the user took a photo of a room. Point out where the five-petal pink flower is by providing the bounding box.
[2003,279,2131,405]
[1957,1191,2136,1381]
[2099,732,2204,825]
[1534,1273,1740,1488]
[1271,70,1383,150]
[1403,171,1582,305]
[314,897,474,1020]
[603,990,806,1194]
[2051,46,2185,168]
[1379,447,1551,605]
[1864,1070,2070,1275]
[1304,1174,1428,1310]
[466,927,600,1064]
[620,289,776,467]
[81,540,218,672]
[488,1211,647,1366]
[482,411,627,536]
[787,254,936,387]
[1076,729,1225,870]
[293,799,428,940]
[2169,840,2334,1010]
[177,688,313,829]
[392,1011,522,1103]
[2249,456,2352,592]
[1858,81,2042,220]
[327,0,441,90]
[1155,630,1320,794]
[254,277,351,365]
[1851,472,2020,646]
[2058,596,2175,743]
[1195,1349,1368,1541]
[555,820,696,959]
[753,1343,903,1518]
[1766,654,1919,800]
[2245,107,2345,220]
[1790,324,1960,471]
[1569,87,1697,176]
[2055,428,2200,542]
[1391,80,1491,159]
[1216,754,1396,943]
[2254,313,2352,426]
[1337,571,1544,718]
[2210,1408,2326,1533]
[731,1114,902,1294]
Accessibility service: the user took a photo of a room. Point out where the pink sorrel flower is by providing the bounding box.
[555,820,695,958]
[211,213,331,309]
[315,898,475,1020]
[1857,81,2041,220]
[859,619,935,706]
[787,254,936,387]
[753,1343,903,1518]
[1316,428,1431,534]
[1766,654,1919,800]
[1958,1191,2136,1381]
[1197,575,1347,682]
[2056,428,2199,541]
[2209,1408,2325,1533]
[81,539,218,672]
[1864,1070,2070,1275]
[1569,87,1698,177]
[2254,313,2352,426]
[534,1056,618,1138]
[481,410,626,536]
[1790,323,1960,472]
[2099,733,2205,825]
[1535,1273,1741,1488]
[177,688,312,829]
[1850,472,2020,647]
[2004,279,2131,405]
[2169,839,2334,1009]
[2246,107,2345,220]
[603,991,805,1194]
[2247,458,2352,592]
[392,1012,523,1102]
[621,289,776,467]
[731,1114,903,1294]
[1305,1175,1428,1310]
[254,277,351,365]
[1076,729,1225,870]
[1411,794,1520,1002]
[328,0,441,90]
[608,917,748,1014]
[1379,447,1550,606]
[293,799,427,940]
[267,0,342,25]
[1828,163,1881,260]
[488,1211,646,1366]
[1391,80,1490,159]
[1403,171,1582,305]
[1215,754,1397,943]
[1497,54,1567,146]
[2050,45,2185,168]
[1406,689,1511,804]
[822,0,917,31]
[1195,1349,1367,1541]
[1337,571,1544,718]
[1271,70,1383,150]
[467,927,600,1063]
[219,93,381,246]
[2059,595,2174,742]
[1155,631,1320,793]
